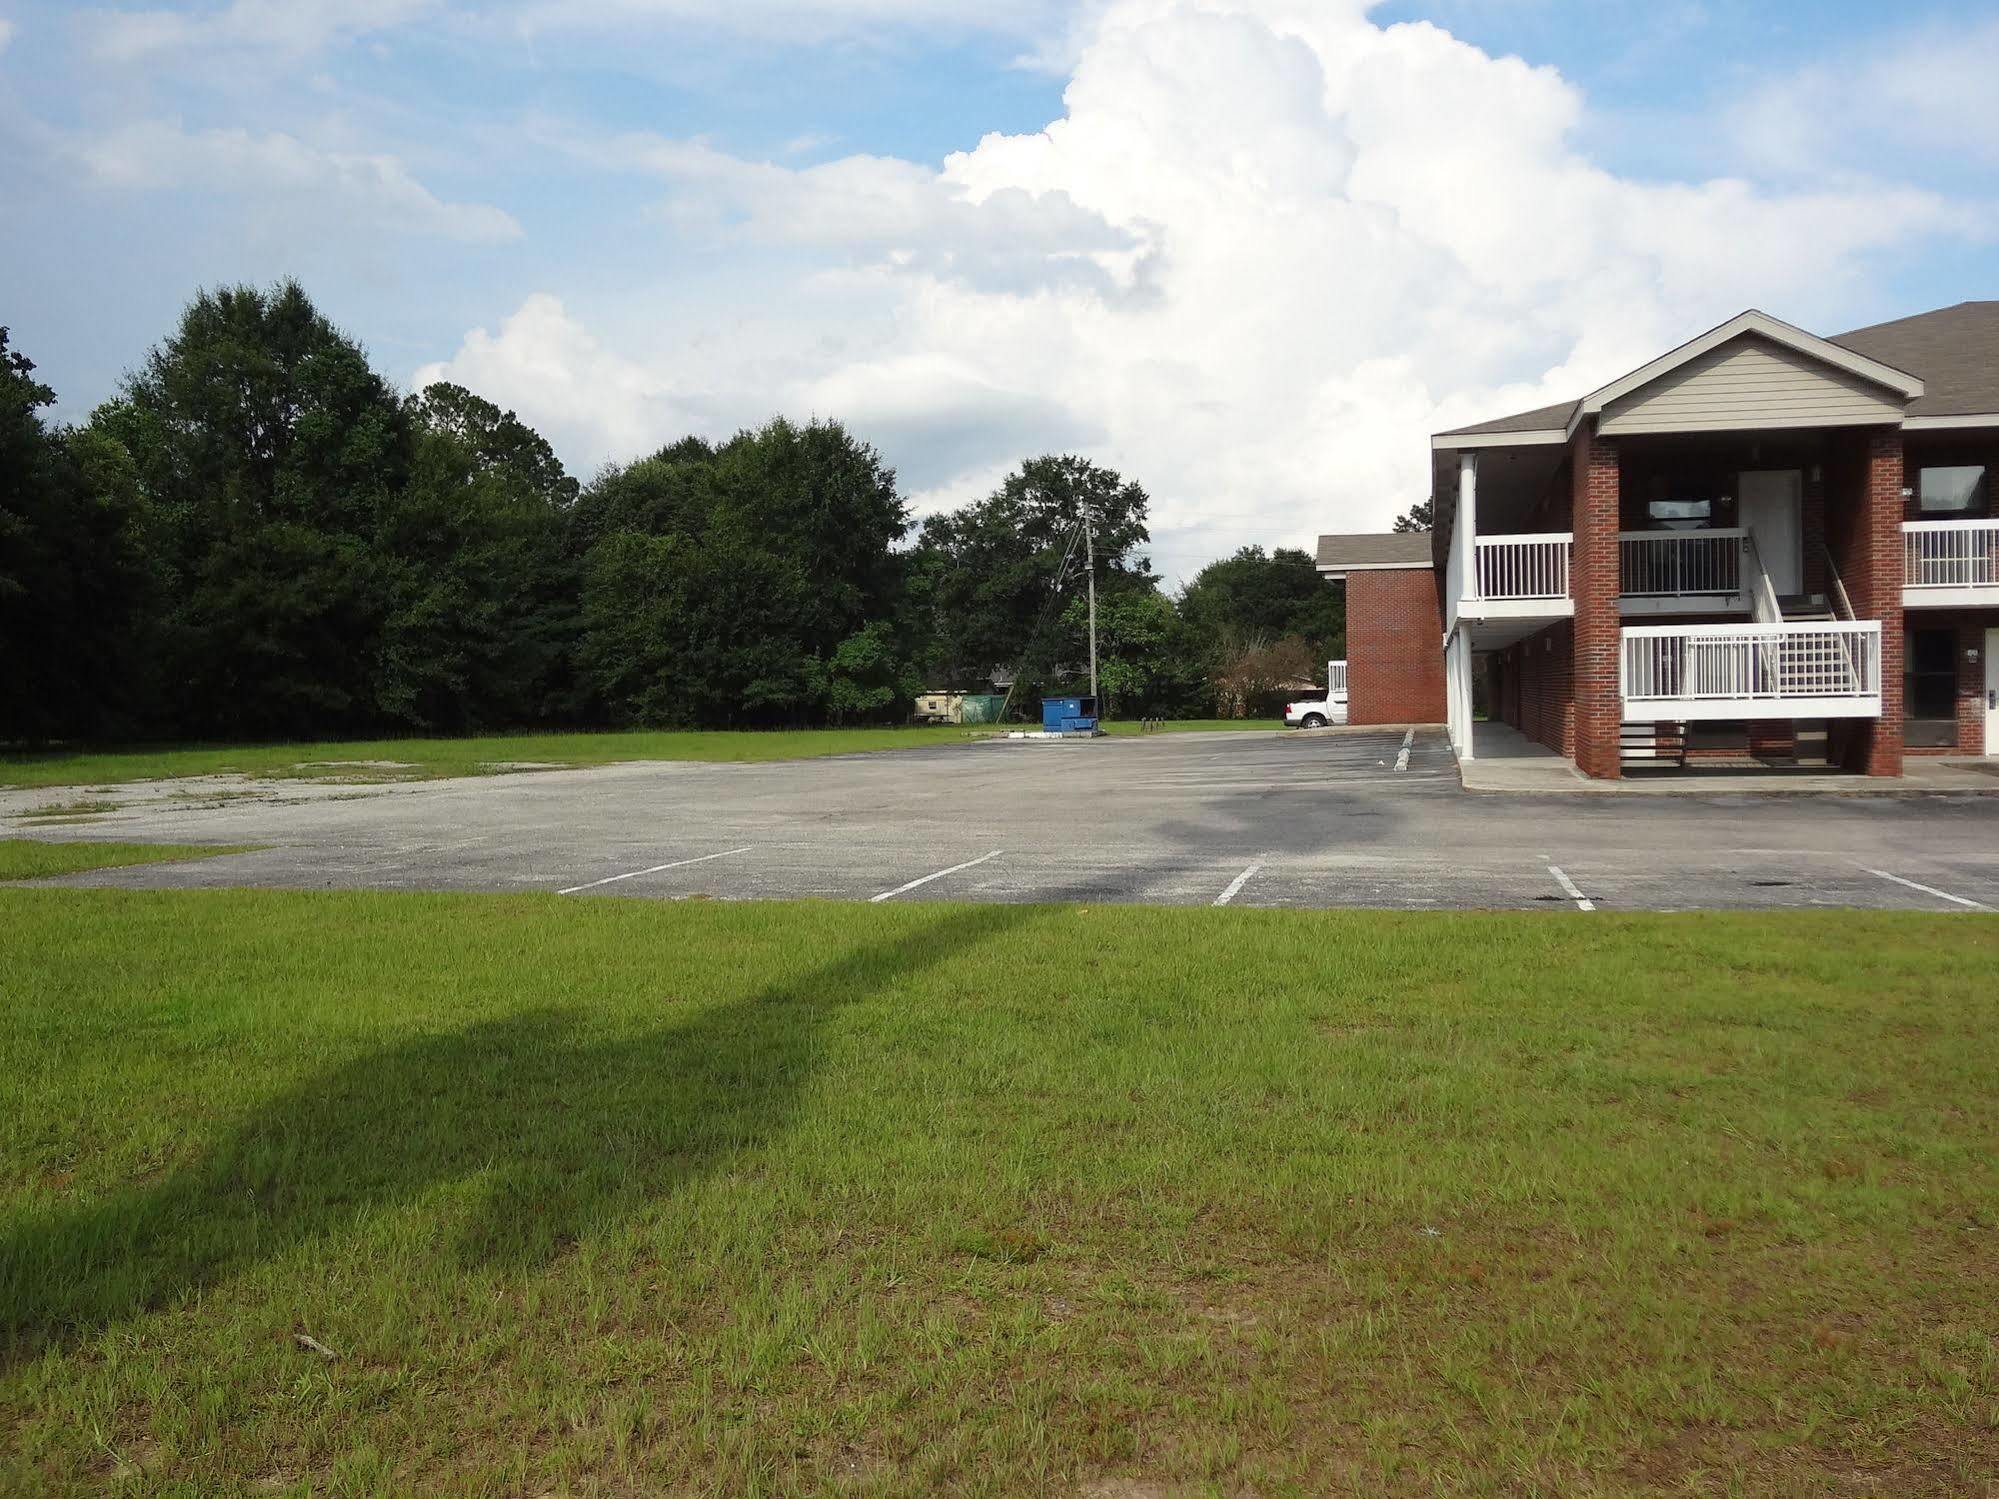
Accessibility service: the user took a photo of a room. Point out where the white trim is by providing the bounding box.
[1458,597,1575,622]
[1904,586,1999,609]
[1904,413,1999,431]
[1316,559,1433,577]
[1429,427,1568,451]
[1576,311,1923,426]
[1624,695,1883,722]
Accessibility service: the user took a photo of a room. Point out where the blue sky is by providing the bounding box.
[3,0,1995,578]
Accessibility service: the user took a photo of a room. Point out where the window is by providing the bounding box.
[1646,498,1713,530]
[1906,628,1958,722]
[1918,465,1987,515]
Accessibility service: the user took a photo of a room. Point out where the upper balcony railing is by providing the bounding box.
[1619,528,1745,598]
[1473,533,1572,601]
[1904,518,1999,598]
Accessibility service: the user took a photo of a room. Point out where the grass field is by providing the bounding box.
[0,839,242,882]
[0,720,1281,790]
[5,892,1993,1495]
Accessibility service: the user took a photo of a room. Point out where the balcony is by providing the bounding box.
[1468,533,1573,616]
[1618,529,1750,615]
[1904,519,1999,608]
[1621,621,1882,721]
[1451,529,1762,630]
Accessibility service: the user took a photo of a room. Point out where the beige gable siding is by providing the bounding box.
[1599,333,1904,435]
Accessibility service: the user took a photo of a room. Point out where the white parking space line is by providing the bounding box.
[1213,861,1264,907]
[559,846,754,896]
[1545,861,1595,912]
[1859,867,1994,912]
[1394,729,1414,772]
[870,849,1003,903]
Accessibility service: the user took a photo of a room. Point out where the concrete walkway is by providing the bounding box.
[1459,722,1999,794]
[1458,723,1587,790]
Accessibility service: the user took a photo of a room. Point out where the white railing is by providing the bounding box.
[1741,531,1782,625]
[1328,659,1348,695]
[1618,528,1744,598]
[1473,533,1571,600]
[1904,519,1999,591]
[1621,622,1882,720]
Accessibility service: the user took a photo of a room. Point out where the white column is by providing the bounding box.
[1458,451,1479,605]
[1445,628,1474,761]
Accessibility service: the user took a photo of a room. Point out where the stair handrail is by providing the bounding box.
[1820,544,1857,622]
[1741,532,1782,625]
[1817,543,1867,693]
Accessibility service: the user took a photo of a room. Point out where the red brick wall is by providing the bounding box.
[1347,568,1448,724]
[1825,431,1905,775]
[1496,623,1574,757]
[1570,425,1622,779]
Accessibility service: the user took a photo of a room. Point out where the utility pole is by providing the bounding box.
[1085,515,1099,702]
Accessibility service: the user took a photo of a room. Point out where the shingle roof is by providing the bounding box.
[1315,532,1434,570]
[1434,399,1578,440]
[1828,302,1999,417]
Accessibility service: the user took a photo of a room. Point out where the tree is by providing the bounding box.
[0,329,158,742]
[1056,586,1201,717]
[106,282,414,737]
[1211,632,1320,719]
[912,455,1154,704]
[372,384,578,730]
[572,418,909,726]
[1393,498,1433,533]
[1177,545,1343,659]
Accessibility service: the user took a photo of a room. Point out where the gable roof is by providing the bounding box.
[1434,309,1926,449]
[1315,532,1434,574]
[1829,301,1999,420]
[1435,399,1578,441]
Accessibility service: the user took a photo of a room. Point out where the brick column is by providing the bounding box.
[1833,431,1905,776]
[1570,424,1622,779]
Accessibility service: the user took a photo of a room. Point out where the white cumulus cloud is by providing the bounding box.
[424,0,1978,576]
[78,121,521,243]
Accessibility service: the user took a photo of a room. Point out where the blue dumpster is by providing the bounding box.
[1040,695,1100,734]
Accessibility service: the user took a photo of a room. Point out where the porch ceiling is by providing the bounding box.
[1432,441,1566,538]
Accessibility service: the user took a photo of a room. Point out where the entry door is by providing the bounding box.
[1739,469,1804,597]
[1987,629,1999,753]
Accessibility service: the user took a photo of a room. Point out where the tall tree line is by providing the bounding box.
[1,284,1345,744]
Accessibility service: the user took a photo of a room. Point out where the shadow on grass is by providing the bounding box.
[0,902,1042,1366]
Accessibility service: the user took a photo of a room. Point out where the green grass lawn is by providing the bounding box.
[0,839,243,882]
[0,721,1280,790]
[4,893,1994,1494]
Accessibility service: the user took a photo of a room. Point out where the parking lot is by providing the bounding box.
[11,727,1999,912]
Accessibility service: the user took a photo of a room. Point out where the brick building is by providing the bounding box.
[1356,302,1998,780]
[1313,533,1447,725]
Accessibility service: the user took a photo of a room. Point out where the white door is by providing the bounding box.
[1739,469,1804,597]
[1986,629,1999,754]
